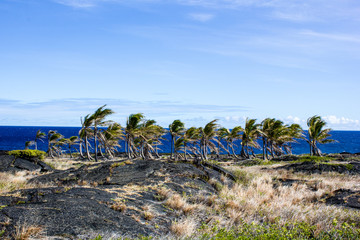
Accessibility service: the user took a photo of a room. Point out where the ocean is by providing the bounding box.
[0,126,360,155]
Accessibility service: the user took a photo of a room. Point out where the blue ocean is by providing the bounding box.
[0,126,360,155]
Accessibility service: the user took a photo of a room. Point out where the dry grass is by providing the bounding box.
[166,194,187,211]
[43,157,87,170]
[110,199,127,212]
[0,172,56,195]
[13,222,43,240]
[170,217,197,237]
[0,172,28,194]
[214,164,360,232]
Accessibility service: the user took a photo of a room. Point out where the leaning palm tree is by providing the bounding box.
[90,105,114,161]
[137,119,165,160]
[48,132,64,158]
[99,122,123,159]
[227,126,243,159]
[169,120,185,159]
[260,118,286,159]
[307,115,335,156]
[25,141,35,150]
[199,120,219,161]
[34,130,46,150]
[125,113,145,159]
[240,118,260,159]
[65,136,79,159]
[182,127,200,160]
[79,115,94,160]
[283,123,304,155]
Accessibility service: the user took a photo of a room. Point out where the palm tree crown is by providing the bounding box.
[307,115,335,156]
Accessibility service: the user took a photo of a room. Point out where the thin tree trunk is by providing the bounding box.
[85,135,93,160]
[262,137,267,161]
[79,139,84,158]
[170,135,174,159]
[94,127,98,162]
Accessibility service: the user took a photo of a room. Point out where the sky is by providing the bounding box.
[0,0,360,130]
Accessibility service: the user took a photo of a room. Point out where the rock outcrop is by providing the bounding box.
[0,159,234,239]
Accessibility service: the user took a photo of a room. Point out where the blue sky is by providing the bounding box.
[1,0,360,129]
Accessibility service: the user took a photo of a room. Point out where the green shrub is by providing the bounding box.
[199,220,360,240]
[295,155,334,163]
[233,170,255,186]
[8,150,46,161]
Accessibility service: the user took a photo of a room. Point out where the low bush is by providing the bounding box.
[8,150,46,161]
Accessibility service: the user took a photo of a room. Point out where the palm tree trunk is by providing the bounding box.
[94,127,99,161]
[170,135,174,159]
[184,143,187,161]
[230,144,238,159]
[68,145,73,158]
[85,136,92,160]
[262,137,267,161]
[79,139,84,158]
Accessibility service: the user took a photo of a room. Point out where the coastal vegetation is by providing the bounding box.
[1,105,357,239]
[22,106,335,162]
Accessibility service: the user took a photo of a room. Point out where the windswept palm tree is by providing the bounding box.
[90,105,114,161]
[240,118,260,159]
[138,119,165,160]
[47,131,64,158]
[79,115,94,160]
[25,141,35,150]
[34,130,46,150]
[65,136,79,158]
[260,118,304,160]
[226,126,243,159]
[217,127,230,157]
[260,118,286,159]
[307,115,335,156]
[199,120,219,160]
[182,127,200,160]
[99,123,123,159]
[125,113,145,159]
[283,123,304,155]
[169,120,185,159]
[174,138,184,160]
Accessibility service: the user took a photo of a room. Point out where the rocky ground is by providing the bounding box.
[0,153,359,239]
[0,154,234,239]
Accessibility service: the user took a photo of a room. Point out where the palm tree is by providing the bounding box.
[227,126,243,159]
[283,123,304,155]
[99,123,123,159]
[260,118,286,159]
[307,115,335,156]
[90,105,114,161]
[240,118,260,159]
[174,138,185,160]
[182,127,200,160]
[217,127,231,157]
[47,131,64,158]
[199,120,219,161]
[125,113,145,159]
[79,115,94,160]
[138,119,165,160]
[65,136,79,158]
[25,141,35,150]
[169,120,185,159]
[34,130,46,150]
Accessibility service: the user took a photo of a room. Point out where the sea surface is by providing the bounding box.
[0,126,360,155]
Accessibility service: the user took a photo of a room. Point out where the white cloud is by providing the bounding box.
[54,0,97,8]
[300,30,360,43]
[286,115,302,124]
[188,13,215,22]
[285,115,360,130]
[0,98,246,127]
[324,115,360,125]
